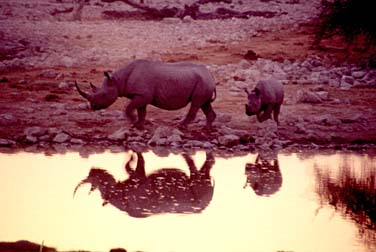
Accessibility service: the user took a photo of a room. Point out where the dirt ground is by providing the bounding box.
[0,1,376,154]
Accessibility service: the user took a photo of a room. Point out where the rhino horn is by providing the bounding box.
[244,88,250,95]
[90,82,98,92]
[73,178,91,197]
[104,71,111,79]
[75,81,92,101]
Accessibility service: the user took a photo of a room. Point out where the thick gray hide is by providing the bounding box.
[76,59,217,129]
[245,79,284,124]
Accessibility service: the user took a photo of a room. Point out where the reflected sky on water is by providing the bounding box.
[0,150,375,252]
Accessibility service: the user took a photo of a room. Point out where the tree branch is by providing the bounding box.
[101,0,280,20]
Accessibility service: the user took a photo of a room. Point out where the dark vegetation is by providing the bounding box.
[314,0,376,50]
[59,0,282,21]
[315,161,376,240]
[0,240,56,252]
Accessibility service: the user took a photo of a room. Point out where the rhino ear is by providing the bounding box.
[254,88,260,96]
[104,71,112,79]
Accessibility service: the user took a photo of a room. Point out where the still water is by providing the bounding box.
[0,150,375,252]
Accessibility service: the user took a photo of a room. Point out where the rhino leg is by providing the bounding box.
[256,105,273,123]
[134,152,146,178]
[125,104,137,123]
[182,153,198,175]
[200,152,215,175]
[125,96,149,129]
[134,106,146,129]
[201,103,216,130]
[273,104,281,125]
[179,104,200,128]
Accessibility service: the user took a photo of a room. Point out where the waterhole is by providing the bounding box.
[0,150,375,252]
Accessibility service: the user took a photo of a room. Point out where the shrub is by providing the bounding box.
[314,0,375,49]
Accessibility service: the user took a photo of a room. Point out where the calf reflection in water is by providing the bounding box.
[244,153,282,196]
[74,152,215,217]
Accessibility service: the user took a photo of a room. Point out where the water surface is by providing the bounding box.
[0,150,375,252]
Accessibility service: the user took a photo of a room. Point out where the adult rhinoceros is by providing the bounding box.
[75,59,217,129]
[73,151,215,218]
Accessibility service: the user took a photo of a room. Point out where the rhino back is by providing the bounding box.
[118,60,215,110]
[256,79,284,105]
[124,169,198,215]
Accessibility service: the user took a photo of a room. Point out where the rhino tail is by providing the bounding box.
[210,88,217,102]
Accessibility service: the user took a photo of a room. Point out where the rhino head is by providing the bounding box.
[73,168,115,206]
[245,88,261,116]
[76,72,119,110]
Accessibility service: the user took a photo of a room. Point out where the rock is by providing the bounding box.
[127,135,144,142]
[294,123,307,134]
[48,127,63,135]
[52,109,68,116]
[340,75,354,87]
[352,80,368,88]
[296,90,322,103]
[24,108,34,113]
[229,91,244,97]
[315,91,329,101]
[78,103,89,109]
[40,69,58,78]
[328,79,340,87]
[308,131,333,143]
[150,137,167,146]
[100,110,123,117]
[363,71,376,81]
[244,49,258,61]
[25,135,38,144]
[0,138,15,147]
[0,77,9,82]
[218,134,240,147]
[53,132,70,143]
[219,126,250,140]
[108,127,130,141]
[366,79,376,86]
[341,113,366,123]
[148,126,184,146]
[39,135,51,141]
[238,60,252,69]
[313,114,342,126]
[202,141,214,149]
[216,113,232,123]
[109,248,127,252]
[24,126,48,137]
[58,81,70,89]
[0,113,17,126]
[340,82,352,90]
[311,85,325,91]
[183,140,205,148]
[182,15,194,23]
[60,56,75,67]
[166,134,182,143]
[352,71,366,79]
[162,17,181,24]
[233,80,248,89]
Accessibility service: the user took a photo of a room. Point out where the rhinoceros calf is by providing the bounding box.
[76,59,217,129]
[245,79,284,125]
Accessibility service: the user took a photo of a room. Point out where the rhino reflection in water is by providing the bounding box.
[244,153,282,196]
[74,152,215,218]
